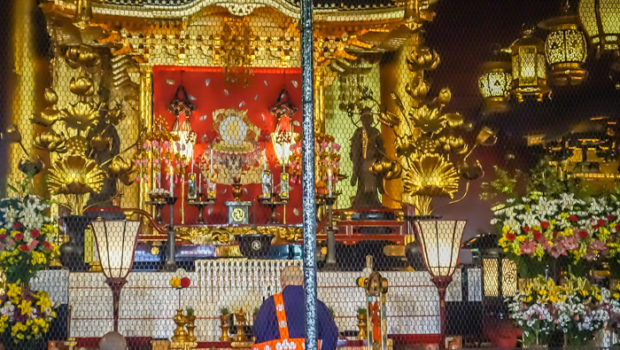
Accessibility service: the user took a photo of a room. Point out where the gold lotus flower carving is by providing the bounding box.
[69,75,95,96]
[65,136,89,155]
[108,156,135,185]
[48,155,105,195]
[403,154,459,198]
[62,101,99,132]
[34,131,66,153]
[409,105,445,134]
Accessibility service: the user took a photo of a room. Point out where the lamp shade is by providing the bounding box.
[413,219,466,278]
[539,7,588,86]
[478,49,512,114]
[578,0,619,53]
[510,27,550,102]
[91,219,141,279]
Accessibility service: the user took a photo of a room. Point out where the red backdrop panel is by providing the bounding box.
[153,66,302,226]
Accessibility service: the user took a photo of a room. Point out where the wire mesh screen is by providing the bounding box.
[0,0,619,349]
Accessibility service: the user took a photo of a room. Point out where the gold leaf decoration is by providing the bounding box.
[48,155,105,195]
[69,75,95,96]
[403,154,459,198]
[409,105,445,134]
[34,131,66,153]
[65,136,89,155]
[62,101,99,132]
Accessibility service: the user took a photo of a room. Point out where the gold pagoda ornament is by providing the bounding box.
[510,27,550,102]
[539,2,588,86]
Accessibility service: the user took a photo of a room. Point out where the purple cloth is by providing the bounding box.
[253,285,339,350]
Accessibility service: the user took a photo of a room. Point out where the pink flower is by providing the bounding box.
[520,240,537,255]
[561,236,578,250]
[549,244,567,258]
[28,240,38,251]
[590,240,607,251]
[152,140,160,148]
[163,141,170,148]
[333,143,341,151]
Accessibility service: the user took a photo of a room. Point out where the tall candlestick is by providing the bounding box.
[327,168,333,197]
[191,156,195,173]
[158,161,162,190]
[210,149,214,174]
[263,150,268,171]
[170,165,174,195]
[198,171,202,195]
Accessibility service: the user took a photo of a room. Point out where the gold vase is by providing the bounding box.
[220,314,231,342]
[185,315,196,343]
[172,309,188,343]
[357,313,367,340]
[234,311,248,342]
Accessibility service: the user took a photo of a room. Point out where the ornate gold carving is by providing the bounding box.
[176,225,302,244]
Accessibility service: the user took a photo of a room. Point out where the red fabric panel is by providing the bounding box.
[153,66,302,226]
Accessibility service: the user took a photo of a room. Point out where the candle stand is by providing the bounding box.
[165,196,178,271]
[324,194,338,270]
[146,191,169,225]
[258,194,288,224]
[186,198,216,225]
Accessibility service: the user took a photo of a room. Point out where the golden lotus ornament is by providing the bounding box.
[65,136,89,155]
[69,75,95,96]
[403,155,459,199]
[410,105,445,134]
[64,45,101,68]
[89,135,111,153]
[48,155,105,195]
[62,101,99,132]
[34,131,66,153]
[108,156,135,185]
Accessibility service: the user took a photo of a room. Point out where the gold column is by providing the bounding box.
[314,67,325,133]
[139,65,154,211]
[8,0,37,191]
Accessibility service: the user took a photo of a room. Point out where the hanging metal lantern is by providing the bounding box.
[478,48,512,114]
[539,3,589,86]
[510,27,550,102]
[578,0,619,54]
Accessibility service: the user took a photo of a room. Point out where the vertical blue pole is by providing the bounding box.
[300,0,317,349]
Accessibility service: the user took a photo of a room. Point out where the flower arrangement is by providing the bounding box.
[0,194,59,284]
[0,283,56,348]
[507,275,615,346]
[287,133,342,194]
[506,277,558,345]
[493,193,620,274]
[170,269,191,310]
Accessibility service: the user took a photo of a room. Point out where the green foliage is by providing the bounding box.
[186,307,194,316]
[220,307,229,315]
[480,165,522,204]
[357,307,366,315]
